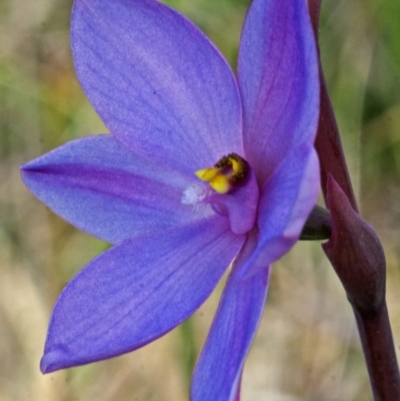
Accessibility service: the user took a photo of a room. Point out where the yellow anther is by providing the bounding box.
[195,153,249,194]
[195,167,219,182]
[209,175,231,194]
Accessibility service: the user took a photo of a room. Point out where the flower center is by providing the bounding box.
[195,153,249,194]
[191,153,259,235]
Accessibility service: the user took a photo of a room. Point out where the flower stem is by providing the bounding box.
[353,303,400,400]
[308,0,357,211]
[315,72,358,211]
[300,205,331,240]
[307,1,400,399]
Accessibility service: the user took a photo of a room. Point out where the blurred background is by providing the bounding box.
[1,0,400,400]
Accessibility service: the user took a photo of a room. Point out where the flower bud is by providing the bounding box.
[322,176,386,313]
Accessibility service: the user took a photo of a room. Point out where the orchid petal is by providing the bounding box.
[233,377,242,401]
[40,217,245,373]
[238,0,319,183]
[21,135,210,244]
[191,233,270,401]
[244,143,319,276]
[72,0,242,173]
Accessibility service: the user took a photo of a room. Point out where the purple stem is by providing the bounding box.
[315,72,358,211]
[307,1,400,399]
[354,305,400,400]
[308,0,358,211]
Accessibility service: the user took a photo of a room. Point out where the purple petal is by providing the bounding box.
[233,378,241,401]
[72,0,242,173]
[238,0,319,183]
[191,233,270,401]
[40,217,245,373]
[244,143,319,276]
[21,135,211,244]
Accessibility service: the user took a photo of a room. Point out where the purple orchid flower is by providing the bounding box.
[21,0,319,399]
